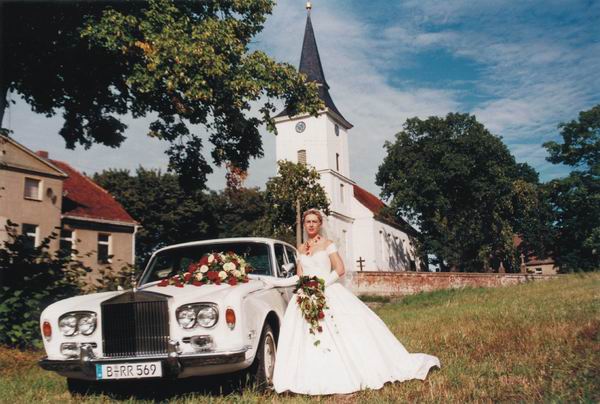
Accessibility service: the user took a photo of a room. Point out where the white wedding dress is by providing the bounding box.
[272,243,440,395]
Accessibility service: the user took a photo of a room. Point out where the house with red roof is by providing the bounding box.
[0,134,138,278]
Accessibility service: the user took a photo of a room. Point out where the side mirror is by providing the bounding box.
[281,263,296,278]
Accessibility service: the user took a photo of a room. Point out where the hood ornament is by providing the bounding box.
[131,274,138,293]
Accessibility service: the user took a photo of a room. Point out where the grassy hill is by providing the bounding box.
[1,273,598,403]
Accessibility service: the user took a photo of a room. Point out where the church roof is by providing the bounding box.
[353,184,418,236]
[276,13,352,128]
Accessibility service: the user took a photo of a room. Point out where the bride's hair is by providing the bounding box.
[302,208,323,224]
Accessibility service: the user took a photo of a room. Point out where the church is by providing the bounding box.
[274,4,425,272]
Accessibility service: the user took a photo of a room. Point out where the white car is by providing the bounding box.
[39,238,298,394]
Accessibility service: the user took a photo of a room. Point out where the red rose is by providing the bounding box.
[228,277,238,286]
[317,326,323,333]
[318,311,324,319]
[192,281,203,287]
[242,277,249,283]
[199,256,209,266]
[183,273,192,282]
[207,271,218,281]
[158,279,169,287]
[215,279,221,285]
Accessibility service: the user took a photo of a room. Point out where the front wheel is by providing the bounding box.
[248,322,277,390]
[67,378,98,396]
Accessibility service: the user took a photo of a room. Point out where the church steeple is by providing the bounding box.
[277,3,352,128]
[299,12,329,89]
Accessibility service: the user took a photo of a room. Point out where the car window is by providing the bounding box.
[142,242,273,284]
[284,245,297,264]
[274,243,286,273]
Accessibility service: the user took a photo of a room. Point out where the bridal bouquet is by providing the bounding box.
[157,251,252,287]
[294,275,328,346]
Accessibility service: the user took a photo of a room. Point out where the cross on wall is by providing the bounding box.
[356,257,366,271]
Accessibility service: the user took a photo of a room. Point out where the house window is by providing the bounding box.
[339,183,344,204]
[98,233,111,264]
[336,153,340,171]
[341,230,347,254]
[22,223,38,249]
[335,124,340,136]
[24,178,41,200]
[298,149,307,165]
[60,229,74,254]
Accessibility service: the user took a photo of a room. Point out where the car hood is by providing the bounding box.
[41,279,269,319]
[139,279,267,305]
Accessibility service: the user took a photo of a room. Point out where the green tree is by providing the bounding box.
[262,161,329,244]
[2,0,322,190]
[543,104,600,271]
[93,168,219,267]
[376,113,539,272]
[211,187,268,238]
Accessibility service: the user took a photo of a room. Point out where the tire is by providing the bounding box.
[66,378,97,396]
[248,322,277,390]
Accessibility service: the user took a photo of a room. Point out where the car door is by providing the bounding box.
[274,243,295,303]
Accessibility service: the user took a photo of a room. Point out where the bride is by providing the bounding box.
[263,209,440,395]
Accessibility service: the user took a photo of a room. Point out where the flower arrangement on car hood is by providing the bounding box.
[158,251,252,287]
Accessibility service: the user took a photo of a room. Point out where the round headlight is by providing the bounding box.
[59,315,77,336]
[77,314,97,336]
[197,306,218,328]
[177,307,197,329]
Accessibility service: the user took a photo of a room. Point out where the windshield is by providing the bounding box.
[141,242,273,285]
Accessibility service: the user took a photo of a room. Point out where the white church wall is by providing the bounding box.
[327,214,354,269]
[373,221,419,271]
[325,116,350,178]
[350,197,377,271]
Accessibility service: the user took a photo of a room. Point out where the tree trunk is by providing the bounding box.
[0,84,7,129]
[295,199,301,246]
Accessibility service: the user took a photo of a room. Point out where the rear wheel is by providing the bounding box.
[248,322,277,390]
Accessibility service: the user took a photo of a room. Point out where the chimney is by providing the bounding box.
[36,150,49,159]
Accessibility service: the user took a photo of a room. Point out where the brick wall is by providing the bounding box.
[345,271,559,296]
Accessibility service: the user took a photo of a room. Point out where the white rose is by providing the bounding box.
[208,255,215,263]
[218,271,228,280]
[194,272,203,281]
[200,265,209,273]
[233,270,241,277]
[223,262,235,272]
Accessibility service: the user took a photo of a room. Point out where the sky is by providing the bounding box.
[5,0,600,197]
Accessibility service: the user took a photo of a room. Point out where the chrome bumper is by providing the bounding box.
[39,344,249,379]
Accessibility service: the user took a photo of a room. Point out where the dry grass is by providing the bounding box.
[0,273,598,403]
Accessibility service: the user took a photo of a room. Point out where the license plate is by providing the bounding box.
[95,361,162,380]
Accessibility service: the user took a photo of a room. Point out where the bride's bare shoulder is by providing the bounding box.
[297,243,306,253]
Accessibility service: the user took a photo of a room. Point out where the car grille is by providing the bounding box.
[101,291,170,358]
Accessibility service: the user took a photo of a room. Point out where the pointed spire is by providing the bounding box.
[299,12,329,89]
[276,3,352,128]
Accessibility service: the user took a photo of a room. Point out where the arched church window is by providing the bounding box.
[298,150,307,165]
[336,153,340,171]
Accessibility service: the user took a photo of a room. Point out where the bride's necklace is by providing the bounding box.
[304,235,321,256]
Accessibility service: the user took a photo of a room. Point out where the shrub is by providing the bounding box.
[0,222,87,348]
